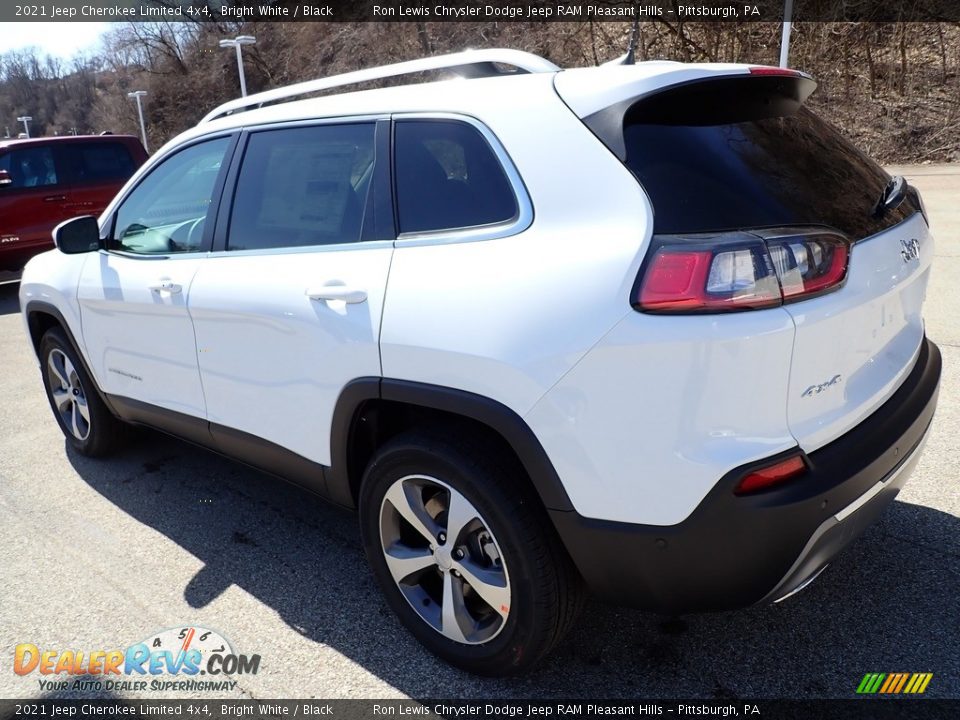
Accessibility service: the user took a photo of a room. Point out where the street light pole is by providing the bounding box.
[127,91,149,152]
[779,0,794,68]
[16,116,32,138]
[219,35,257,97]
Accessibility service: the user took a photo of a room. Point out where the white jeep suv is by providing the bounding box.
[20,50,941,676]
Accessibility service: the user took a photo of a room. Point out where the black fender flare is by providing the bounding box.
[327,377,574,513]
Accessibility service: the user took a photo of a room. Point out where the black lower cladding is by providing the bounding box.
[102,394,330,500]
[550,337,941,613]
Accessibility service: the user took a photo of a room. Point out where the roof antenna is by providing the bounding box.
[624,13,641,65]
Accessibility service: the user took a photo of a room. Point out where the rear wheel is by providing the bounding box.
[40,327,126,457]
[359,431,583,675]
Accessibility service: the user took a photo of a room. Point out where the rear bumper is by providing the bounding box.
[550,337,941,613]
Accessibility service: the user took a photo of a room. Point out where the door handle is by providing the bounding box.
[43,195,67,202]
[306,285,367,304]
[148,280,182,294]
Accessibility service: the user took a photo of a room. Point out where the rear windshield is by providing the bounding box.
[618,78,918,239]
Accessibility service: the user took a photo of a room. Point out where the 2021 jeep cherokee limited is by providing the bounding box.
[19,50,941,675]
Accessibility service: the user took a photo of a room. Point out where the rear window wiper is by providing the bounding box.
[875,175,907,217]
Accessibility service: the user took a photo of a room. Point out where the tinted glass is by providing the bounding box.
[112,137,229,254]
[62,142,136,184]
[227,124,375,251]
[622,84,917,239]
[395,121,517,234]
[0,146,58,188]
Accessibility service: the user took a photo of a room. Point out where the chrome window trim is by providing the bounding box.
[392,112,534,248]
[101,239,396,262]
[241,114,389,133]
[206,239,394,259]
[98,250,178,261]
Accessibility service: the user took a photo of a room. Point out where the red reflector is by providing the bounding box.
[735,455,807,495]
[749,66,803,77]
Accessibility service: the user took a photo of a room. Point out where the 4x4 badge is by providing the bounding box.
[802,374,842,397]
[901,238,920,263]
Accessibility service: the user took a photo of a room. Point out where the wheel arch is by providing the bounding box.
[24,300,118,416]
[25,301,67,359]
[328,378,575,514]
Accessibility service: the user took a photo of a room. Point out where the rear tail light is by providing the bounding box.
[633,229,849,313]
[734,454,807,495]
[765,231,848,299]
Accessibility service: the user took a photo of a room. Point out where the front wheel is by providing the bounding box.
[39,327,126,457]
[359,431,583,676]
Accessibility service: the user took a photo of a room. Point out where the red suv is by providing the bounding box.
[0,135,147,272]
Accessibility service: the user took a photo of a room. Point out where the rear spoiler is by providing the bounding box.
[583,70,817,161]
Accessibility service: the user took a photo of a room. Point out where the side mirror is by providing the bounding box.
[0,169,12,187]
[54,216,102,254]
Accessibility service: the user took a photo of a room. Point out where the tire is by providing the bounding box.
[39,327,127,457]
[359,430,584,676]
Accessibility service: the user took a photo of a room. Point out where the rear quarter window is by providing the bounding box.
[394,120,518,235]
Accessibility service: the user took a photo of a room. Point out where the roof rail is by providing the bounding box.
[200,49,560,124]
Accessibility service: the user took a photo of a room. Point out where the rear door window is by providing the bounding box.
[226,123,375,251]
[61,142,136,185]
[394,120,518,234]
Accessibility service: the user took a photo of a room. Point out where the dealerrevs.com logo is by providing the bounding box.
[13,626,260,693]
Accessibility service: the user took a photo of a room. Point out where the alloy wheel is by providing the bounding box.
[46,348,91,441]
[379,474,511,644]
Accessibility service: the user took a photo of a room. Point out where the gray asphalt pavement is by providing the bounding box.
[1,166,958,700]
